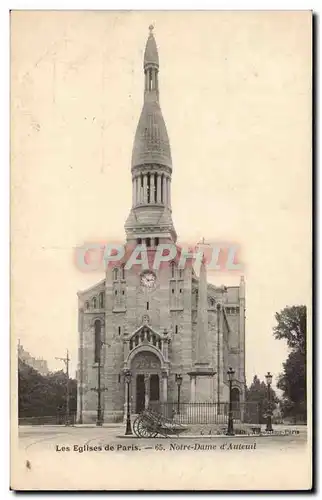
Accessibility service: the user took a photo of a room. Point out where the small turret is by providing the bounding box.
[144,25,159,68]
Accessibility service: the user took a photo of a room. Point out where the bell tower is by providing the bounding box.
[125,26,177,245]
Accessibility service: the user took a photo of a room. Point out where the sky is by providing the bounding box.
[11,11,311,390]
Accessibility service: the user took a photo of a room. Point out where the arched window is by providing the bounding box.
[113,268,119,281]
[155,237,159,247]
[137,238,142,244]
[149,69,153,91]
[92,297,97,309]
[179,269,183,278]
[161,174,164,203]
[94,319,101,363]
[118,326,121,336]
[170,261,176,278]
[147,173,150,203]
[193,290,198,309]
[85,301,89,310]
[146,237,151,248]
[99,292,104,309]
[175,325,178,334]
[121,264,125,280]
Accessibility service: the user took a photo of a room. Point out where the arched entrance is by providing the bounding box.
[131,351,161,413]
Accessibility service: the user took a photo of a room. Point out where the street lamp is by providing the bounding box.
[91,339,109,426]
[226,367,235,436]
[55,350,70,426]
[124,369,133,435]
[175,374,183,414]
[265,371,273,432]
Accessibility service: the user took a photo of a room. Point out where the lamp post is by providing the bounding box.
[265,371,273,432]
[124,369,133,435]
[55,349,70,426]
[90,339,109,426]
[175,374,183,414]
[226,367,235,436]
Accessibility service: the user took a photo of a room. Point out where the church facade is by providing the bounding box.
[77,28,246,423]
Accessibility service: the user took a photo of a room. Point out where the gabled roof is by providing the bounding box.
[77,278,105,297]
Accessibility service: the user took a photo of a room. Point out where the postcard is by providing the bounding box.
[11,10,312,490]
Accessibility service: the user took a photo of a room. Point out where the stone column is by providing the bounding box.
[196,261,209,364]
[167,177,171,208]
[150,172,155,203]
[190,376,196,403]
[157,174,162,203]
[162,373,168,403]
[163,175,167,205]
[143,174,148,204]
[162,338,169,360]
[136,176,140,204]
[144,374,150,409]
[138,178,142,204]
[136,177,139,206]
[132,178,135,206]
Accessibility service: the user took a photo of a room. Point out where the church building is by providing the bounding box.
[77,27,246,423]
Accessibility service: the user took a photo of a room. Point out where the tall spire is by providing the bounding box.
[131,26,171,169]
[125,27,176,243]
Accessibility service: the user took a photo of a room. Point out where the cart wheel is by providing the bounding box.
[137,419,158,438]
[133,416,141,437]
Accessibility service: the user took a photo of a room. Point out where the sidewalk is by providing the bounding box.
[73,423,123,428]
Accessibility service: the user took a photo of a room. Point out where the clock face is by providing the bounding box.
[141,272,156,288]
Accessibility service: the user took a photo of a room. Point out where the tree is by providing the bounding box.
[18,359,77,422]
[273,305,306,353]
[273,305,307,422]
[245,375,278,424]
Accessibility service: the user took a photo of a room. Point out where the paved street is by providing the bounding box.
[19,424,307,453]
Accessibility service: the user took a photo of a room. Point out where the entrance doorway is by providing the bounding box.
[150,374,160,402]
[131,351,162,414]
[136,375,145,413]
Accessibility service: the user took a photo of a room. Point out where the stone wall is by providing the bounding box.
[77,266,246,423]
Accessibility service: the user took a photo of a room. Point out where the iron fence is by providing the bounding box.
[149,402,261,425]
[18,414,77,426]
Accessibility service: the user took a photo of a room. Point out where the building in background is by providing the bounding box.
[77,27,246,423]
[18,340,49,376]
